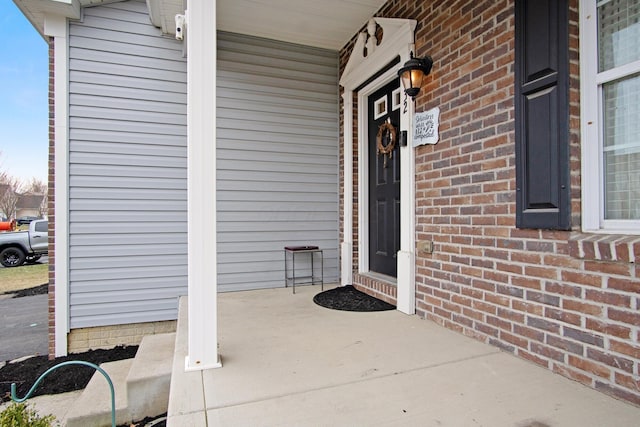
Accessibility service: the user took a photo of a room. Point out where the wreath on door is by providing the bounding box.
[376,119,397,168]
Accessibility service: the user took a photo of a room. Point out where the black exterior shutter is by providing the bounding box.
[515,0,571,230]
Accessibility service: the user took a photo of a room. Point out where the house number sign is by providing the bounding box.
[413,107,440,147]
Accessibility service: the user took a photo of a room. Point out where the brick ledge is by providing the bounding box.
[352,272,397,306]
[568,233,640,263]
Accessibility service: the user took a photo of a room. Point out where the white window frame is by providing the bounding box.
[373,94,388,120]
[580,0,640,234]
[391,87,402,111]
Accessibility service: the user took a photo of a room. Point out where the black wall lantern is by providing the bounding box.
[398,52,433,100]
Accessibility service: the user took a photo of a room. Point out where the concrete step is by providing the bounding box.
[64,332,176,427]
[126,332,175,421]
[64,359,132,427]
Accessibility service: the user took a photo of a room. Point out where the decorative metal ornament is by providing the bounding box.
[376,119,397,168]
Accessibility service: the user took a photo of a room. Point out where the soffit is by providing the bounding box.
[153,0,388,50]
[13,0,124,37]
[15,0,387,51]
[214,0,387,50]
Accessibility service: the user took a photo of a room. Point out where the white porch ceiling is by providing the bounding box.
[15,0,387,51]
[215,0,387,50]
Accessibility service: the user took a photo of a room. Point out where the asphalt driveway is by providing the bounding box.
[0,293,48,361]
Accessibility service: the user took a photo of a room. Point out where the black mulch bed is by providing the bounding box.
[5,283,48,298]
[118,414,166,427]
[0,345,138,404]
[313,285,395,312]
[0,344,169,426]
[0,284,165,425]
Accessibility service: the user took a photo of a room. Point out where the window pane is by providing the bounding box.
[603,74,640,219]
[598,0,640,72]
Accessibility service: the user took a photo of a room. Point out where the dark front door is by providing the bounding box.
[368,79,400,277]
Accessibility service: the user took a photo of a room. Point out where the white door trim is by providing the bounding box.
[339,17,417,314]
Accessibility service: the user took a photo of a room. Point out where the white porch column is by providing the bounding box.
[186,0,221,370]
[341,90,354,286]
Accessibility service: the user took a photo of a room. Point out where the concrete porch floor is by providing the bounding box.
[167,285,640,426]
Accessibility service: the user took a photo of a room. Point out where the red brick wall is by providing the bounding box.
[339,0,640,406]
[47,37,56,359]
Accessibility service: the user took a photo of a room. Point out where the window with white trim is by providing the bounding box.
[373,95,387,120]
[392,87,402,111]
[581,0,640,233]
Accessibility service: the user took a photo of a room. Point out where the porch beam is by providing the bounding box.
[186,0,221,371]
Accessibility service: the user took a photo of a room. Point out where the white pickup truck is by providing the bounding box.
[0,219,48,267]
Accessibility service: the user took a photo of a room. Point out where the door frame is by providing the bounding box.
[339,17,417,314]
[358,72,400,276]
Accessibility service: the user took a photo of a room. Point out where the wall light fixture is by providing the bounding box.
[397,52,433,100]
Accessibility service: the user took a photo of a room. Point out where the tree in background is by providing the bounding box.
[24,177,47,195]
[0,173,22,220]
[38,191,48,218]
[0,153,45,220]
[23,177,48,218]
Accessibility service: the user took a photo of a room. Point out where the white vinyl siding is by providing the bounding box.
[217,32,340,291]
[68,0,187,328]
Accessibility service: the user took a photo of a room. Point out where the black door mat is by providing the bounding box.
[313,285,396,312]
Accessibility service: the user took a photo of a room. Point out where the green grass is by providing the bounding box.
[0,263,48,294]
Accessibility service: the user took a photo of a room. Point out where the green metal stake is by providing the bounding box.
[11,360,116,427]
